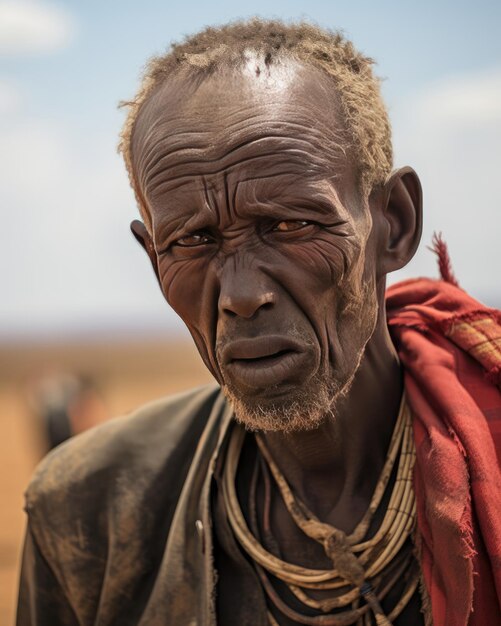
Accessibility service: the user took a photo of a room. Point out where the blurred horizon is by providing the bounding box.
[1,0,500,341]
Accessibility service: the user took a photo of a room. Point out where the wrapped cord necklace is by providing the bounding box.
[222,397,419,625]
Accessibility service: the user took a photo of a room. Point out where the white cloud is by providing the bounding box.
[390,68,501,306]
[414,70,501,125]
[0,1,75,56]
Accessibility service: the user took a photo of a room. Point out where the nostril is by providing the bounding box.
[221,298,275,319]
[218,288,276,319]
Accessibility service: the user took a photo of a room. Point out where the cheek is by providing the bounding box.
[157,256,221,377]
[275,237,347,294]
[275,235,363,319]
[158,257,205,319]
[277,235,376,367]
[325,240,378,365]
[264,240,351,363]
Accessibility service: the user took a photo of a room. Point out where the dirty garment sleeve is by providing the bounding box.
[16,523,79,626]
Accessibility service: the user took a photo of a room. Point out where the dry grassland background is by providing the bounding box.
[0,338,213,625]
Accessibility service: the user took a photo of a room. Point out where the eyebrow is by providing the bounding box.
[237,176,348,218]
[234,199,344,224]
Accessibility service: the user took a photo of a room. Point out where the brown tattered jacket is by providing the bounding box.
[16,385,266,626]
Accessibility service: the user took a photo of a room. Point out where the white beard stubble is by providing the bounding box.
[223,368,351,434]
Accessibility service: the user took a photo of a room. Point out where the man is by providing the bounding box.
[17,19,501,626]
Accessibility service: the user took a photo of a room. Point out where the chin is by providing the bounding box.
[223,368,354,434]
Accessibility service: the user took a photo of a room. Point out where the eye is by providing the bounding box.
[173,231,213,247]
[272,220,311,232]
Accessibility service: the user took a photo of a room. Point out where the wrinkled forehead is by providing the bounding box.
[131,57,356,201]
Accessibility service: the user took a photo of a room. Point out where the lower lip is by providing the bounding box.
[225,350,308,390]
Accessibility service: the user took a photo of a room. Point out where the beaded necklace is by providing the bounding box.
[222,398,419,625]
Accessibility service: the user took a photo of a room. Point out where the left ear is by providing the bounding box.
[371,166,423,276]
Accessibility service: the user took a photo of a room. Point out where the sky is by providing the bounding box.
[0,0,500,340]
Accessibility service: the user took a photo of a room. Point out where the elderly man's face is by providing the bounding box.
[132,59,381,432]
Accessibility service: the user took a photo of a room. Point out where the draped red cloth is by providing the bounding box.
[386,278,501,625]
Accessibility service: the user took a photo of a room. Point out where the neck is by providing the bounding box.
[262,323,402,527]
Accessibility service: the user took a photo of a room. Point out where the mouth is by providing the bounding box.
[220,336,312,390]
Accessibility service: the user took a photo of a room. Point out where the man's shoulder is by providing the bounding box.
[25,383,222,525]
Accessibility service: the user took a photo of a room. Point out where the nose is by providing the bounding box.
[218,264,276,319]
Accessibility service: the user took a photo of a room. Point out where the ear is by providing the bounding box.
[372,166,423,276]
[130,219,160,282]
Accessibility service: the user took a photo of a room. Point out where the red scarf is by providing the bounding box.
[387,278,501,625]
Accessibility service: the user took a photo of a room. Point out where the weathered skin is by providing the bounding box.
[131,57,423,624]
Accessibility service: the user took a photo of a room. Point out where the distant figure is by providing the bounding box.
[17,19,501,626]
[27,373,107,450]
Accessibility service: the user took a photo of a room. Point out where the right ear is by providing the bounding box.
[130,219,160,283]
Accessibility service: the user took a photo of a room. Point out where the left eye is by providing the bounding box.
[272,220,311,232]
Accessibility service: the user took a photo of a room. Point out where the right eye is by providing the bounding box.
[173,232,213,247]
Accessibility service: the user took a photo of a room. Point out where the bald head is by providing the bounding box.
[131,58,362,232]
[119,19,393,227]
